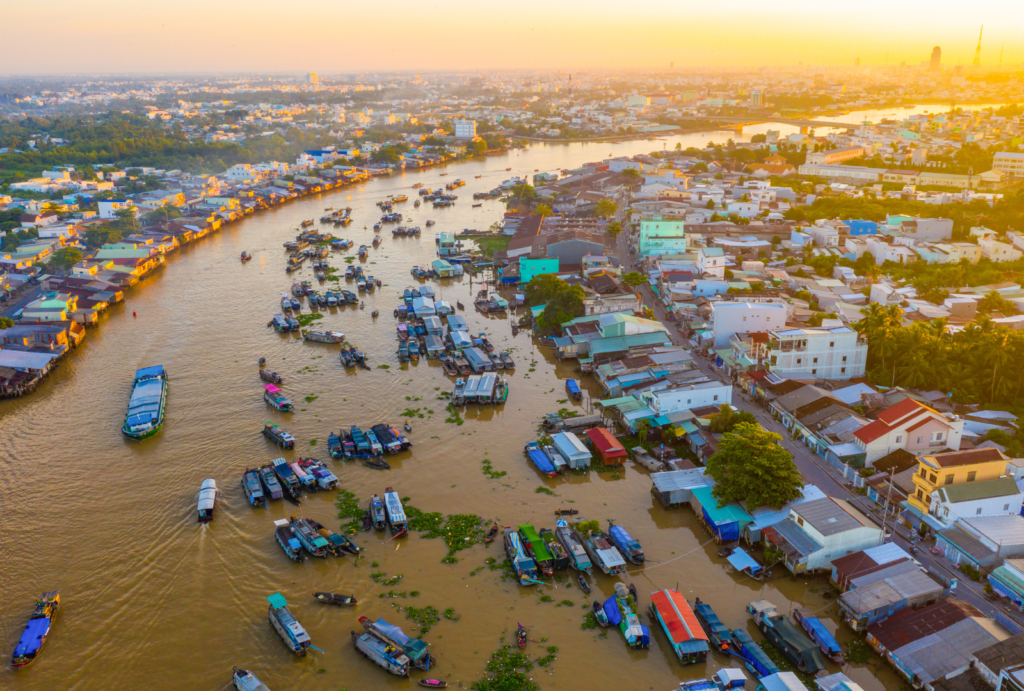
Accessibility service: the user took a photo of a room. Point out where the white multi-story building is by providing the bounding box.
[993,151,1024,178]
[979,236,1024,263]
[696,246,725,278]
[928,477,1024,528]
[306,72,319,85]
[453,119,476,139]
[97,199,135,220]
[710,302,786,347]
[767,326,868,380]
[640,380,733,415]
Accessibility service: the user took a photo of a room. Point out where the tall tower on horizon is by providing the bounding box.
[973,26,983,67]
[930,46,942,71]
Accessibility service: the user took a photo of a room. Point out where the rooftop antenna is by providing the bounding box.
[973,25,983,67]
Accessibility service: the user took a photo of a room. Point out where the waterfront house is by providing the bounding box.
[936,515,1024,570]
[855,399,965,468]
[838,569,946,631]
[927,477,1024,528]
[829,542,915,592]
[865,599,979,659]
[886,616,1011,687]
[744,484,826,544]
[763,496,883,574]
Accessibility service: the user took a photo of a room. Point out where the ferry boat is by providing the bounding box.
[360,616,436,670]
[352,631,410,676]
[266,593,312,656]
[122,365,168,439]
[11,592,60,668]
[197,478,218,523]
[232,667,271,691]
[263,384,293,412]
[242,469,266,507]
[289,517,330,557]
[608,521,644,564]
[370,494,386,530]
[274,519,303,561]
[384,488,407,536]
[505,527,539,586]
[555,520,592,572]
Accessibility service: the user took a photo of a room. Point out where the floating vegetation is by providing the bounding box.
[335,490,364,534]
[377,364,390,370]
[472,645,538,691]
[378,591,407,599]
[371,572,404,586]
[539,595,553,603]
[402,605,440,634]
[443,608,461,621]
[441,555,458,564]
[295,313,324,327]
[444,402,465,425]
[404,501,483,560]
[581,612,598,630]
[401,407,423,418]
[557,408,580,419]
[537,646,558,667]
[534,486,556,496]
[557,600,574,607]
[482,458,506,479]
[309,438,317,446]
[305,395,319,403]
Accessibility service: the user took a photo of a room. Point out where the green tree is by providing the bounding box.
[621,272,647,289]
[705,423,804,510]
[538,286,585,335]
[605,221,622,238]
[0,317,14,329]
[468,139,487,155]
[708,404,758,434]
[594,199,617,218]
[978,290,1018,315]
[48,247,83,271]
[705,199,715,209]
[621,168,640,180]
[535,203,553,217]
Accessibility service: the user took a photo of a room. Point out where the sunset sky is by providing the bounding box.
[4,0,1023,74]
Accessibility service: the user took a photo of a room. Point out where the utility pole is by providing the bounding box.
[879,469,895,544]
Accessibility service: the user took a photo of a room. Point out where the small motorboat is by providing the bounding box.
[197,478,218,523]
[372,310,379,318]
[361,456,391,470]
[517,623,527,649]
[592,601,610,627]
[370,494,386,530]
[313,592,357,606]
[484,521,499,544]
[419,681,448,689]
[577,572,591,594]
[555,509,579,516]
[404,422,412,433]
[232,667,269,691]
[362,511,373,531]
[240,252,252,262]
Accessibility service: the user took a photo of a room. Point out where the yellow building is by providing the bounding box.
[909,448,1010,514]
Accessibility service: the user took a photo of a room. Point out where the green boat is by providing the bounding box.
[122,366,168,439]
[519,524,554,576]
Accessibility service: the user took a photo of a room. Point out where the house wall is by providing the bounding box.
[909,454,1003,514]
[711,303,785,347]
[930,492,1024,527]
[643,382,733,415]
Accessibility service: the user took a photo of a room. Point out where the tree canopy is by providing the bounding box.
[524,274,585,334]
[705,423,804,510]
[621,272,647,289]
[707,404,758,434]
[594,199,617,218]
[48,247,83,271]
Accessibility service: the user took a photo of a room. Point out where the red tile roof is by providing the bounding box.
[877,398,931,425]
[649,590,708,645]
[854,399,941,444]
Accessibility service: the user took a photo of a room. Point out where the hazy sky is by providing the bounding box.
[4,0,1023,74]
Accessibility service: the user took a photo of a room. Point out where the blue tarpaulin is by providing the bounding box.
[566,379,581,395]
[702,506,740,542]
[603,598,623,627]
[726,547,762,576]
[803,617,842,656]
[731,628,779,678]
[528,449,556,475]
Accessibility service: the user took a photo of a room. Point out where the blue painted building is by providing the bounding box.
[844,220,878,236]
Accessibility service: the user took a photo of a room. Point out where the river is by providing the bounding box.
[0,121,927,691]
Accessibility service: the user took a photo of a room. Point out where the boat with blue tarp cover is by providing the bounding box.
[726,547,763,579]
[266,593,312,656]
[675,681,717,691]
[384,487,407,535]
[525,441,556,476]
[122,365,168,439]
[274,519,302,561]
[11,591,59,668]
[352,631,410,676]
[504,527,539,586]
[648,589,709,665]
[608,521,645,564]
[232,666,271,691]
[360,616,437,670]
[566,378,582,401]
[350,426,371,455]
[577,527,626,575]
[693,598,732,650]
[730,628,779,678]
[603,586,650,649]
[793,607,843,663]
[272,458,302,502]
[242,469,266,507]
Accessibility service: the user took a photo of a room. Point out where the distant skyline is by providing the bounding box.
[4,0,1023,74]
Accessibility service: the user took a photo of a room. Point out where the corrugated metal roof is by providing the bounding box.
[867,600,972,652]
[894,617,1005,684]
[651,469,708,492]
[792,497,863,536]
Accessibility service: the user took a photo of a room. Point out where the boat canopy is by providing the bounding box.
[731,628,780,678]
[566,379,581,395]
[802,615,842,656]
[384,492,406,523]
[397,323,408,334]
[464,347,490,370]
[374,618,429,660]
[596,545,626,568]
[264,384,283,394]
[450,331,472,349]
[125,375,164,428]
[134,365,165,381]
[727,547,763,576]
[411,296,435,316]
[267,592,288,609]
[520,524,553,561]
[528,447,556,474]
[603,597,624,626]
[197,479,217,511]
[14,618,51,657]
[649,590,709,653]
[609,525,641,554]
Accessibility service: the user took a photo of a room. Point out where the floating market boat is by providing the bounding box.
[504,527,539,586]
[262,424,295,449]
[242,469,266,507]
[608,521,645,565]
[303,330,345,344]
[365,430,384,456]
[259,369,282,385]
[289,462,317,492]
[298,458,338,490]
[313,521,361,555]
[289,517,329,557]
[492,375,509,404]
[384,488,407,535]
[360,616,437,671]
[274,519,302,561]
[267,593,312,656]
[539,527,570,570]
[263,384,293,412]
[693,598,732,650]
[313,592,357,606]
[197,478,218,523]
[566,378,582,401]
[577,527,627,576]
[418,681,447,689]
[592,600,609,627]
[232,667,270,691]
[370,494,386,530]
[272,459,303,503]
[792,606,844,664]
[351,632,409,676]
[555,520,592,573]
[484,521,499,544]
[10,592,60,668]
[258,466,284,500]
[747,600,826,674]
[602,585,650,650]
[729,628,779,678]
[361,456,391,470]
[524,441,556,477]
[519,524,554,576]
[122,365,168,439]
[648,589,709,665]
[578,573,591,593]
[500,351,515,369]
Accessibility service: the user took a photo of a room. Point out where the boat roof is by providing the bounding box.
[267,592,288,609]
[134,365,164,380]
[125,376,165,427]
[264,383,283,394]
[650,590,708,646]
[528,448,555,474]
[385,491,406,523]
[566,378,581,394]
[234,670,271,691]
[609,524,637,547]
[13,617,51,656]
[597,546,626,567]
[727,547,762,573]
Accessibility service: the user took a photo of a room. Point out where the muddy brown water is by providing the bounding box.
[0,138,900,690]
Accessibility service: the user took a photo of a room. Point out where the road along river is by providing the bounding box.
[0,132,903,690]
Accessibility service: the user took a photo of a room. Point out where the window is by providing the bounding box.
[976,508,983,515]
[896,436,903,444]
[917,437,924,444]
[797,517,804,526]
[968,471,977,482]
[813,358,818,364]
[812,369,817,374]
[830,341,834,348]
[917,490,923,500]
[743,317,747,322]
[797,358,802,364]
[841,367,846,374]
[1004,504,1011,511]
[713,395,719,401]
[843,356,847,363]
[943,508,949,517]
[933,432,944,441]
[929,474,937,484]
[945,474,954,484]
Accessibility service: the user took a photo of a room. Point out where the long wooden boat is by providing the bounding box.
[197,478,218,523]
[384,488,407,536]
[267,593,311,656]
[555,520,592,573]
[313,592,357,606]
[11,592,59,668]
[232,667,271,691]
[122,365,168,439]
[242,469,266,507]
[274,520,302,561]
[360,616,437,670]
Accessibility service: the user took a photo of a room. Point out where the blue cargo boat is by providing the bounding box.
[566,378,582,401]
[693,598,732,650]
[242,469,265,507]
[258,466,283,500]
[122,365,167,439]
[602,590,649,650]
[290,517,330,557]
[272,459,302,503]
[730,628,779,678]
[793,607,844,663]
[525,441,556,476]
[608,520,645,564]
[11,592,59,668]
[352,631,410,676]
[384,487,407,535]
[266,593,311,656]
[350,426,371,455]
[328,433,344,459]
[504,527,539,586]
[274,520,302,561]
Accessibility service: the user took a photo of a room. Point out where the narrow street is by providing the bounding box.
[614,226,1024,627]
